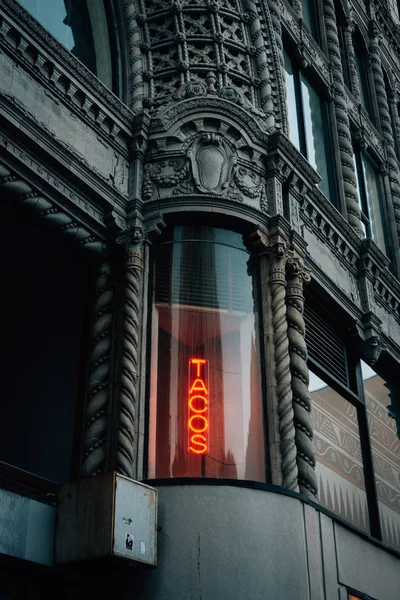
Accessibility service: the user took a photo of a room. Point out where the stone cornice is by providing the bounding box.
[0,0,134,146]
[0,93,128,216]
[304,254,365,324]
[267,132,321,186]
[300,190,361,274]
[0,161,105,253]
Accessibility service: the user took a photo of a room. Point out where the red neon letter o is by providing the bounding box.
[188,414,208,433]
[189,395,208,414]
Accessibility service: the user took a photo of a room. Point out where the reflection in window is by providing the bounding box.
[148,227,265,482]
[18,0,114,90]
[362,362,400,550]
[337,21,350,87]
[354,40,372,117]
[302,0,319,41]
[310,370,370,532]
[284,52,337,206]
[354,148,387,253]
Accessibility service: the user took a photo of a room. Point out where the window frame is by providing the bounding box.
[353,144,389,255]
[352,33,375,121]
[146,223,269,484]
[284,49,338,206]
[304,293,400,544]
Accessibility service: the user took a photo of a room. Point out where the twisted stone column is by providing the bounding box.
[387,88,400,158]
[81,261,115,476]
[116,241,144,478]
[267,0,288,133]
[269,248,299,492]
[369,24,400,250]
[323,1,363,237]
[286,259,318,498]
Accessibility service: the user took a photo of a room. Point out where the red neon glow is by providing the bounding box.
[189,378,208,394]
[189,434,207,454]
[188,414,208,433]
[188,358,208,454]
[188,395,208,413]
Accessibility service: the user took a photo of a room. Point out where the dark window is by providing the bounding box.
[149,226,266,482]
[302,0,319,42]
[0,211,93,486]
[353,38,373,118]
[284,51,337,206]
[306,297,400,550]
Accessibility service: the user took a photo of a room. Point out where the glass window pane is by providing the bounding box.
[361,156,387,253]
[310,370,370,532]
[19,0,97,76]
[354,47,372,116]
[149,227,266,482]
[284,51,301,151]
[302,0,319,40]
[362,362,400,551]
[300,77,334,203]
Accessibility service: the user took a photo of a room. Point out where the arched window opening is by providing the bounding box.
[18,0,118,93]
[148,226,266,482]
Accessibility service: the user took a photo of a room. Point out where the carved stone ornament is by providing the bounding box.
[187,133,236,195]
[143,159,191,199]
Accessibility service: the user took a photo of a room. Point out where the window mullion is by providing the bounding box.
[295,68,308,157]
[355,361,382,540]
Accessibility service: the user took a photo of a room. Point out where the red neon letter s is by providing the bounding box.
[189,434,207,454]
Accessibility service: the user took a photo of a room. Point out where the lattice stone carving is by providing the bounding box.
[137,0,265,111]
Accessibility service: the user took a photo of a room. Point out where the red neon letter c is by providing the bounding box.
[189,395,208,414]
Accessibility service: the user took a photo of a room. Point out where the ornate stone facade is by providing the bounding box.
[0,0,400,596]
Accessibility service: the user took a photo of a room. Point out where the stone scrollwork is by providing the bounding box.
[81,261,115,476]
[143,131,267,206]
[143,159,191,199]
[286,256,318,499]
[233,166,264,199]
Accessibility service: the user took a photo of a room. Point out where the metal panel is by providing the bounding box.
[113,475,157,565]
[55,473,157,566]
[55,472,114,564]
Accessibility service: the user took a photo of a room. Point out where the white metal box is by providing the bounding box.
[55,472,157,566]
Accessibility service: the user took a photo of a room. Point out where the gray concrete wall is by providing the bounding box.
[0,488,55,566]
[133,485,400,600]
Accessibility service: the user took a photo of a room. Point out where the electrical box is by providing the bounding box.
[55,472,157,566]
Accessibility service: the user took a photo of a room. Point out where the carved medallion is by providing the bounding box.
[186,133,236,195]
